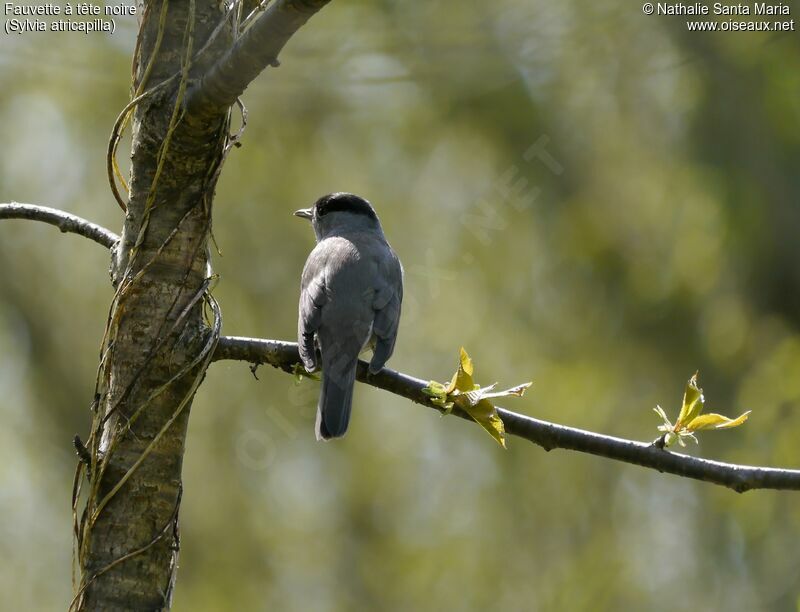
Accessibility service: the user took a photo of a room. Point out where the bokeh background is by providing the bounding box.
[1,1,799,610]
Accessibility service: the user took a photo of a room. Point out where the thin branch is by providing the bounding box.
[213,336,800,494]
[0,203,119,249]
[186,0,332,118]
[2,206,796,494]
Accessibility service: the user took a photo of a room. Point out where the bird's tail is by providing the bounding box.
[316,356,358,440]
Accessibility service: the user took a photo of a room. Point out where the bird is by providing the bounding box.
[295,193,404,440]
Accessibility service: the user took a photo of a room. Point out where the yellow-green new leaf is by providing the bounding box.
[421,381,448,400]
[654,371,752,447]
[676,372,704,428]
[446,347,476,394]
[432,348,532,448]
[473,407,507,448]
[421,381,454,412]
[454,393,507,448]
[687,411,751,431]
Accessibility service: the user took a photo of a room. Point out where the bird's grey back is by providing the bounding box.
[298,215,403,439]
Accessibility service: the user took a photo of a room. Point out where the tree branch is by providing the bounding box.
[186,0,332,118]
[213,335,800,494]
[0,203,119,249]
[3,206,796,494]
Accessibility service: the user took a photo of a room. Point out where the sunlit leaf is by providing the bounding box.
[687,411,751,431]
[676,372,704,428]
[446,347,476,394]
[421,381,447,398]
[428,348,532,448]
[422,381,454,412]
[655,372,751,448]
[475,405,506,447]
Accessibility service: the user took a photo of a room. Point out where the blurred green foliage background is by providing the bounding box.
[1,1,800,610]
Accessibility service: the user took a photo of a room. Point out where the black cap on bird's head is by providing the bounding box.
[294,192,378,223]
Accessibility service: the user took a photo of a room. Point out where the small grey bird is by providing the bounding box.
[295,193,403,440]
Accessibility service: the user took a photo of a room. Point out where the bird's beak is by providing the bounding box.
[293,208,313,220]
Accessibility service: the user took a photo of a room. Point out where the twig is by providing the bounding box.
[0,203,119,248]
[212,336,800,494]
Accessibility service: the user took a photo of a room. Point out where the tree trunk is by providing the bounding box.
[75,2,231,608]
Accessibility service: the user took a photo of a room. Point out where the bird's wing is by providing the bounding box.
[298,249,328,371]
[370,248,403,373]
